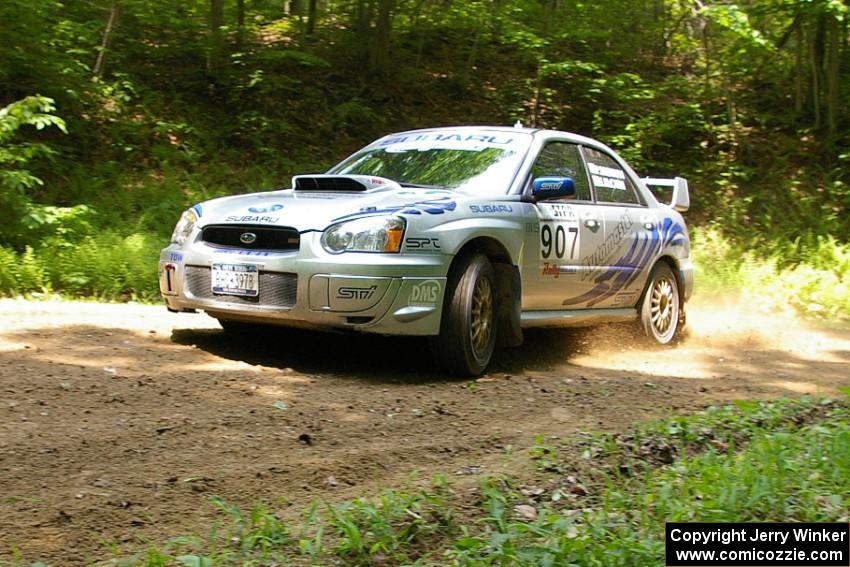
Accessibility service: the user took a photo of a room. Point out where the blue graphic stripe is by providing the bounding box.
[333,198,457,222]
[561,217,683,308]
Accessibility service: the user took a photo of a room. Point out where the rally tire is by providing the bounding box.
[430,254,498,377]
[639,262,681,345]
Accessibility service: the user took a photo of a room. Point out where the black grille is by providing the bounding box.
[184,266,297,308]
[201,225,300,252]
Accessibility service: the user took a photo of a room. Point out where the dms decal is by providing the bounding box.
[562,218,684,308]
[337,286,377,300]
[469,204,513,214]
[409,280,441,307]
[191,204,203,218]
[225,215,280,223]
[333,197,456,222]
[405,237,441,251]
[248,204,283,213]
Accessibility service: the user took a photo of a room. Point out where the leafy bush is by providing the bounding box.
[692,227,850,319]
[0,231,164,300]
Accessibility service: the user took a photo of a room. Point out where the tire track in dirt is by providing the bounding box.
[0,298,848,564]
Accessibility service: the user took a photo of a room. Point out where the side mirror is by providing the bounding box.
[531,176,575,201]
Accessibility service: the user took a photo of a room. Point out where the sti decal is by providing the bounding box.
[405,237,441,251]
[333,197,457,222]
[248,204,283,213]
[169,252,184,263]
[469,204,513,214]
[337,286,377,300]
[562,217,685,308]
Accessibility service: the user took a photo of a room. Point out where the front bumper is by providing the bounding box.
[159,232,449,335]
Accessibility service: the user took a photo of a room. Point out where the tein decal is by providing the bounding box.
[562,218,684,308]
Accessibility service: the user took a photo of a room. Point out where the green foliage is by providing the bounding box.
[0,96,69,248]
[0,231,164,301]
[693,227,850,319]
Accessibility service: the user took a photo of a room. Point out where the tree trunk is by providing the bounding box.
[93,0,120,80]
[809,21,822,131]
[826,15,840,136]
[795,20,803,114]
[236,0,245,47]
[207,0,224,74]
[369,0,395,75]
[307,0,318,36]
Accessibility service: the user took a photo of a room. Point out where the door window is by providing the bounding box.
[530,142,592,201]
[582,147,644,206]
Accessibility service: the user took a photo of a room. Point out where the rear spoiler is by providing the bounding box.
[643,177,689,212]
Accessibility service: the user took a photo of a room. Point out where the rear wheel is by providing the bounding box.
[639,262,681,345]
[429,254,498,376]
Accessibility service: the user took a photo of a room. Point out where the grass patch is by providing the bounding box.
[692,227,850,320]
[0,231,165,301]
[5,396,842,566]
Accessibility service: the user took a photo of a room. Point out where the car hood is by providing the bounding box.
[194,183,463,232]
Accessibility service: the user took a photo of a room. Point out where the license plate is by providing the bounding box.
[211,263,259,297]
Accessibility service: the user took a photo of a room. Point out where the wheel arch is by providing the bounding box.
[655,254,685,300]
[445,236,523,348]
[641,254,687,332]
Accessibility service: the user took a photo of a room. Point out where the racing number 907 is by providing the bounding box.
[541,222,579,260]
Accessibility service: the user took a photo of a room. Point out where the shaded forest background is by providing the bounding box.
[0,0,848,313]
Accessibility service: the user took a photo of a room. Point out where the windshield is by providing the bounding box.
[327,130,533,196]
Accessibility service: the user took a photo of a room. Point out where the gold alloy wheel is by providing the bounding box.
[470,276,493,355]
[650,275,677,339]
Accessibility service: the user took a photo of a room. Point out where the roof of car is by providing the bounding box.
[386,125,606,149]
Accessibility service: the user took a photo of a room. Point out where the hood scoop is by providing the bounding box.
[293,174,401,192]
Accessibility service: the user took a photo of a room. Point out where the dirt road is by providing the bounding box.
[1,298,848,564]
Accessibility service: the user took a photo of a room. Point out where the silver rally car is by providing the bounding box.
[160,126,693,376]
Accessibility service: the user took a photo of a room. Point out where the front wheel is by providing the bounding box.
[429,254,498,376]
[639,263,681,345]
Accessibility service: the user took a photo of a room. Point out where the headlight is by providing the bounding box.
[321,216,406,254]
[171,209,198,245]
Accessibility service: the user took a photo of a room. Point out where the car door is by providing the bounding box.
[520,141,607,310]
[560,145,652,309]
